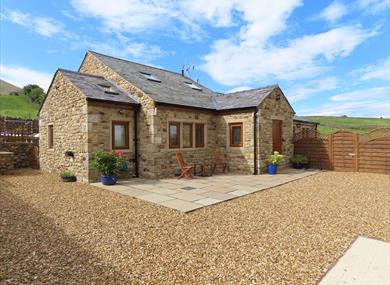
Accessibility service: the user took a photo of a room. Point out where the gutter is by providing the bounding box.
[253,109,258,175]
[133,105,139,178]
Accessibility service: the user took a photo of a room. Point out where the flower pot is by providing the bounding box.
[292,162,303,169]
[101,175,117,185]
[61,176,77,182]
[267,164,278,175]
[302,163,309,169]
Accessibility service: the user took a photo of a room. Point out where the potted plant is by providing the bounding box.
[290,154,308,169]
[266,151,284,175]
[113,151,128,173]
[92,150,119,185]
[60,171,77,182]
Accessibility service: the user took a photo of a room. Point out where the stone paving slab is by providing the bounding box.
[318,236,390,285]
[91,169,319,212]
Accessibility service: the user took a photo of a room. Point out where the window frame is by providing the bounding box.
[47,124,54,149]
[111,121,130,150]
[169,122,181,149]
[229,122,243,147]
[182,123,193,148]
[195,123,205,148]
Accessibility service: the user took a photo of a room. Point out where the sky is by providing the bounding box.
[1,0,389,117]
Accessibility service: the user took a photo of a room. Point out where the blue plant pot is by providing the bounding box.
[101,175,117,185]
[267,164,278,175]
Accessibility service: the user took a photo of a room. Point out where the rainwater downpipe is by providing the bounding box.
[253,109,258,175]
[133,105,139,178]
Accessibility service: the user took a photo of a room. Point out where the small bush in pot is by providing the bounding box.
[60,171,76,182]
[290,154,308,169]
[266,151,284,175]
[92,150,120,185]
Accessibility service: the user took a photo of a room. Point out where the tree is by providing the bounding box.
[22,84,46,105]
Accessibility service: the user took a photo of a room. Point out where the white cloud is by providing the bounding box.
[299,85,390,117]
[355,57,390,81]
[3,10,75,38]
[329,86,388,101]
[70,0,178,33]
[286,77,339,102]
[357,0,390,14]
[0,65,53,91]
[202,25,375,86]
[78,32,169,61]
[316,1,348,23]
[300,100,390,117]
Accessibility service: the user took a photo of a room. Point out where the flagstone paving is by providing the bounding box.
[319,237,390,285]
[91,168,319,212]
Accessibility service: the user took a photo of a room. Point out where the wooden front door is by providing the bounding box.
[272,120,283,153]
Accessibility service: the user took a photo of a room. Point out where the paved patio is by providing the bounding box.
[91,169,319,212]
[319,236,390,285]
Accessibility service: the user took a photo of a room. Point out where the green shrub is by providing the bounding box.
[290,154,308,164]
[92,150,118,176]
[60,171,75,178]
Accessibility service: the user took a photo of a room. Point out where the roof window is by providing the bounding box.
[184,81,202,91]
[98,84,119,95]
[140,72,161,82]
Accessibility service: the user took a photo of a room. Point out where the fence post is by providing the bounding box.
[354,133,359,172]
[328,134,334,170]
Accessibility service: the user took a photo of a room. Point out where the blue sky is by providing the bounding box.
[1,0,389,117]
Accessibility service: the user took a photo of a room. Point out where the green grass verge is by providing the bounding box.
[0,94,39,119]
[305,116,390,134]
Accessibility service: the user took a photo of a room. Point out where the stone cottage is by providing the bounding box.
[39,51,295,182]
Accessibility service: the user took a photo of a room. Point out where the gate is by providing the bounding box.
[331,131,356,172]
[294,128,390,174]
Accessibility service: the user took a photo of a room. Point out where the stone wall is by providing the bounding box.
[152,107,217,177]
[0,152,14,174]
[87,102,136,182]
[79,52,157,178]
[0,142,34,168]
[79,52,294,178]
[258,88,294,172]
[39,72,89,182]
[216,111,256,174]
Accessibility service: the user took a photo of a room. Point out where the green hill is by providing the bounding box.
[0,79,22,94]
[304,116,390,134]
[0,93,39,119]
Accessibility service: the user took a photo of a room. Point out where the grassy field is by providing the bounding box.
[305,116,390,134]
[0,94,39,118]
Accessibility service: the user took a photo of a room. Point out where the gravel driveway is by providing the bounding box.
[1,169,389,284]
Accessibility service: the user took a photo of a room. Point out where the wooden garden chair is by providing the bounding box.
[176,153,194,179]
[212,150,228,174]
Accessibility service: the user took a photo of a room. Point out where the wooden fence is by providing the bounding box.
[0,116,39,142]
[294,128,390,174]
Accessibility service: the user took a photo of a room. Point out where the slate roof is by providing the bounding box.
[293,116,319,124]
[214,86,277,110]
[76,51,289,111]
[88,51,217,110]
[59,69,139,105]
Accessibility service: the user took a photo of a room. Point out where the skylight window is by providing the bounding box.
[185,81,202,91]
[140,72,161,82]
[98,84,119,95]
